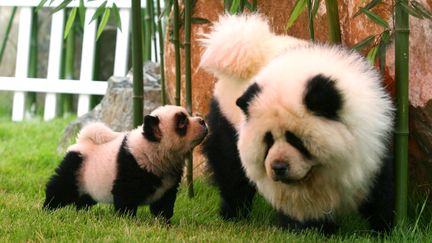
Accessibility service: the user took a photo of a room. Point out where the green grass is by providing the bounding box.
[0,119,431,242]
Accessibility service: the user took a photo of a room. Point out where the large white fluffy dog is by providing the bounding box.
[201,14,394,233]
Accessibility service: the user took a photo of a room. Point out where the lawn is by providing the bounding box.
[0,115,431,242]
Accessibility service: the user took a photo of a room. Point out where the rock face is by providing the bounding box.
[164,1,432,190]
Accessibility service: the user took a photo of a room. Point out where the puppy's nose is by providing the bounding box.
[271,162,288,177]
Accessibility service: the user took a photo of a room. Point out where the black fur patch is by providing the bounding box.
[285,131,312,159]
[174,112,188,137]
[236,83,261,118]
[303,75,342,120]
[202,98,256,219]
[263,132,274,159]
[143,115,161,142]
[112,137,182,219]
[359,154,395,232]
[43,151,85,210]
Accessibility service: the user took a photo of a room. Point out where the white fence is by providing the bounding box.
[0,0,151,121]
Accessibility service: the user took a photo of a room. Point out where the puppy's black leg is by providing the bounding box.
[150,182,180,223]
[277,211,338,235]
[359,156,395,233]
[75,194,97,210]
[43,152,83,210]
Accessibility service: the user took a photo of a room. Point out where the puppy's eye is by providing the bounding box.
[177,115,188,128]
[175,113,188,136]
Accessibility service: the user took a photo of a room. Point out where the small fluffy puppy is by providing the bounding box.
[201,14,394,233]
[43,105,208,222]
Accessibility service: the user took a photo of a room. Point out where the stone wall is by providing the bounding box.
[164,0,432,190]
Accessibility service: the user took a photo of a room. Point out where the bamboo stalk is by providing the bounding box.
[156,0,166,105]
[144,1,152,61]
[149,0,158,62]
[307,0,315,41]
[26,8,38,116]
[91,20,103,109]
[184,0,194,198]
[0,7,17,64]
[324,0,341,44]
[132,0,144,127]
[173,0,181,106]
[394,0,409,225]
[62,13,75,116]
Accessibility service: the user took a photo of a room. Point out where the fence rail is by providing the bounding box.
[0,0,141,121]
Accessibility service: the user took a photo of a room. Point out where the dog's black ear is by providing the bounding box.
[143,115,162,142]
[236,82,261,118]
[303,74,343,120]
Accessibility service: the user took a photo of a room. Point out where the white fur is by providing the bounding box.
[200,14,307,128]
[69,134,124,203]
[237,45,394,221]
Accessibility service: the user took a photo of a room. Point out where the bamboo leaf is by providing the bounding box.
[377,31,391,73]
[36,0,49,12]
[224,0,233,11]
[312,0,321,18]
[79,0,85,27]
[52,0,73,13]
[366,46,378,64]
[91,0,108,23]
[112,3,122,31]
[399,1,424,19]
[380,30,391,45]
[411,1,432,19]
[353,0,382,17]
[361,8,389,29]
[352,35,376,51]
[244,0,257,11]
[191,17,210,24]
[229,0,241,14]
[96,8,111,40]
[64,7,77,39]
[286,0,308,30]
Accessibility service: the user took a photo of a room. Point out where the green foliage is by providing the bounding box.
[285,0,307,30]
[63,7,77,39]
[353,0,431,66]
[37,0,122,40]
[224,0,257,13]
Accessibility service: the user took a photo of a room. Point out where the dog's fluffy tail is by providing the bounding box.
[200,14,306,81]
[200,14,272,80]
[76,122,122,145]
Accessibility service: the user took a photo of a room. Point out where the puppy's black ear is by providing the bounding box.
[303,74,343,120]
[143,115,162,142]
[236,82,261,118]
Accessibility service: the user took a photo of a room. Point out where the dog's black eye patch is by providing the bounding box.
[175,112,188,137]
[263,132,274,160]
[285,131,312,159]
[303,74,342,120]
[236,83,261,118]
[143,115,161,142]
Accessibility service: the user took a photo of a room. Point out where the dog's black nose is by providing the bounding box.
[272,162,288,177]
